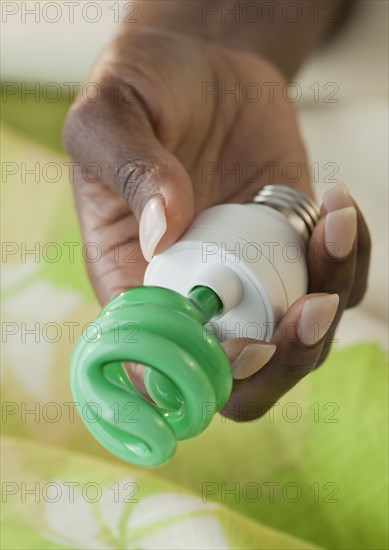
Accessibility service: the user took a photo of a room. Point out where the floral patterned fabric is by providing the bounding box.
[2,436,317,550]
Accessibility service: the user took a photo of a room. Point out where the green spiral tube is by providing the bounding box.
[70,286,232,467]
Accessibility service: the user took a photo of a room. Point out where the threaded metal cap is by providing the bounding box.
[252,185,320,243]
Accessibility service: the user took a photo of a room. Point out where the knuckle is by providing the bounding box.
[61,69,158,203]
[62,105,86,160]
[316,345,331,368]
[358,215,372,257]
[274,363,312,384]
[345,213,371,309]
[61,76,122,160]
[62,95,105,162]
[112,160,162,206]
[347,283,368,308]
[274,345,320,381]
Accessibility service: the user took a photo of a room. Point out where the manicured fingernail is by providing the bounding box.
[139,195,167,262]
[323,183,353,212]
[324,206,357,258]
[298,294,339,346]
[232,343,276,380]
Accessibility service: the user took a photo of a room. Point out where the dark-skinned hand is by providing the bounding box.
[63,29,370,421]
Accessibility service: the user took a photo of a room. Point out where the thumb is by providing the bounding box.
[62,76,194,261]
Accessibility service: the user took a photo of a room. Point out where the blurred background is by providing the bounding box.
[1,1,388,549]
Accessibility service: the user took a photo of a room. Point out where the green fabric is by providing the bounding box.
[1,436,318,550]
[1,87,388,549]
[157,342,388,549]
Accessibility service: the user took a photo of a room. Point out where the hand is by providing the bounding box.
[222,183,370,420]
[63,28,370,420]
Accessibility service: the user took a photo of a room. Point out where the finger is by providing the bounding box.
[63,73,194,263]
[221,292,339,422]
[221,338,276,382]
[71,165,147,304]
[308,186,358,363]
[321,183,371,307]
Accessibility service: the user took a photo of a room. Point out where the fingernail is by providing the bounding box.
[298,294,339,346]
[323,183,353,212]
[139,195,167,262]
[232,343,276,380]
[325,206,357,258]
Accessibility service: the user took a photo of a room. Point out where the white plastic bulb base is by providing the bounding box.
[144,185,319,342]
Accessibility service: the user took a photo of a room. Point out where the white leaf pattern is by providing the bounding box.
[43,481,230,550]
